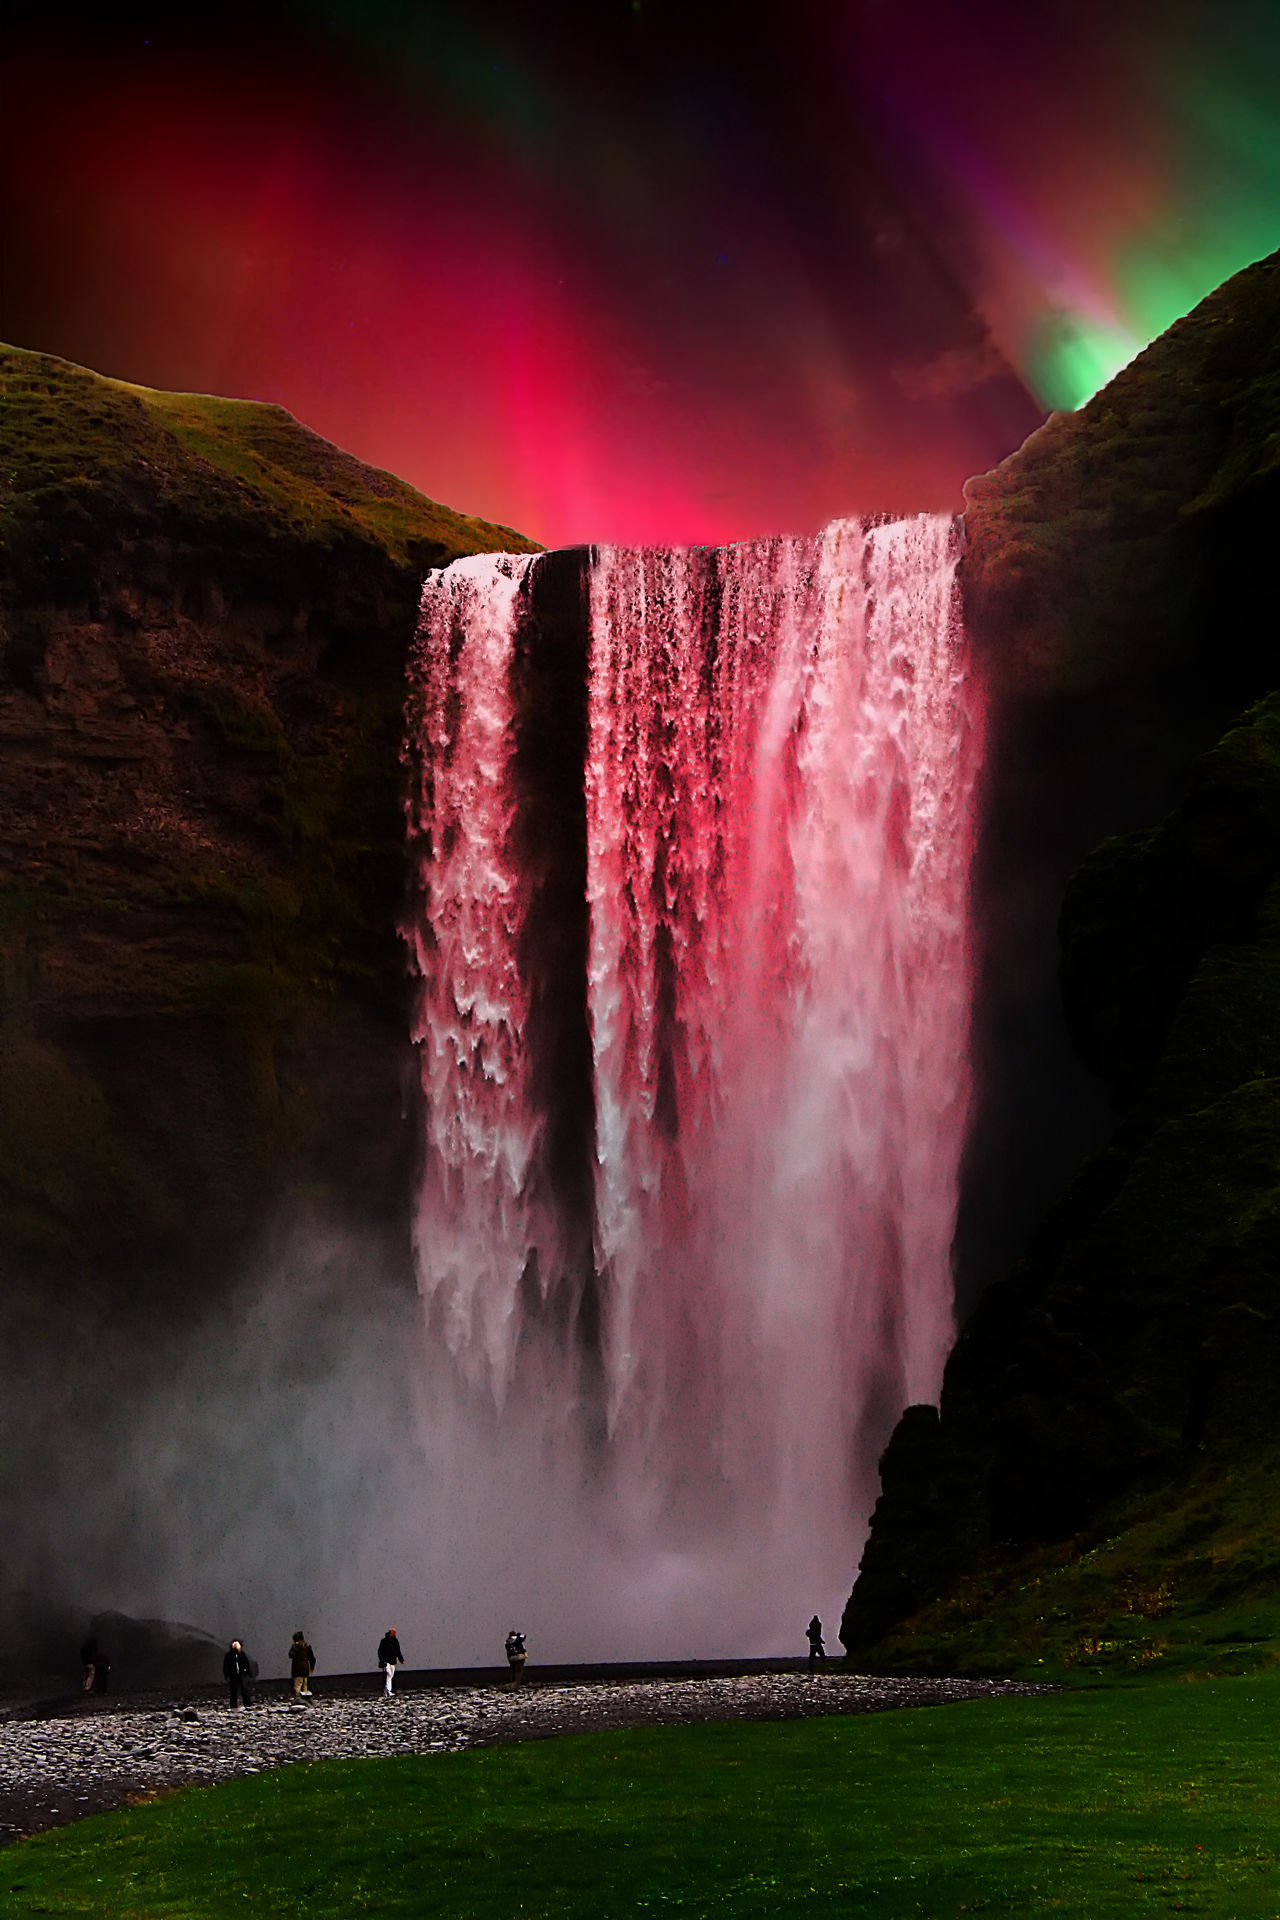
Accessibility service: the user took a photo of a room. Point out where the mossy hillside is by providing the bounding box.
[1060,695,1280,1101]
[0,344,540,1285]
[864,1441,1280,1686]
[843,696,1280,1680]
[0,343,538,608]
[955,252,1280,1347]
[0,345,529,1028]
[940,244,1280,1663]
[963,248,1280,706]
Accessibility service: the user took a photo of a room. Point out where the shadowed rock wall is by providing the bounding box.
[957,247,1280,1310]
[845,250,1280,1677]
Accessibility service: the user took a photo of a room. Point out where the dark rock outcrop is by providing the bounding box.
[0,1586,225,1694]
[75,1611,226,1690]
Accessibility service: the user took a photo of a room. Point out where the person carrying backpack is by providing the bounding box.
[505,1629,526,1685]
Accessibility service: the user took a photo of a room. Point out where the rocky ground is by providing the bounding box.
[0,1670,1051,1844]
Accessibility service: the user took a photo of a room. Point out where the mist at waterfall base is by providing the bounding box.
[399,517,981,1660]
[0,1225,436,1674]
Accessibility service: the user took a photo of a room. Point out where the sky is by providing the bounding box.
[3,0,1278,547]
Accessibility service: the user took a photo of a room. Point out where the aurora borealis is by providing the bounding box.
[3,0,1278,547]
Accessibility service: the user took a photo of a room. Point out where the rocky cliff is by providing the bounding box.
[844,250,1280,1681]
[956,248,1280,1304]
[0,344,539,1299]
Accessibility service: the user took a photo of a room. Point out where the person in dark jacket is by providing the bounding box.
[79,1636,112,1693]
[377,1628,404,1698]
[223,1639,256,1707]
[806,1615,826,1668]
[288,1630,315,1698]
[504,1629,526,1685]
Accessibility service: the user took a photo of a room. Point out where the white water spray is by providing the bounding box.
[404,516,981,1655]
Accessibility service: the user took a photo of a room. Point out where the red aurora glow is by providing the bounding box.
[0,44,1038,545]
[3,2,1278,546]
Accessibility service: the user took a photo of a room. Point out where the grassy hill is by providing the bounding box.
[0,344,536,603]
[0,345,538,1288]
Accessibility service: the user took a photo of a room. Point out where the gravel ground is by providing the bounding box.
[0,1671,1052,1845]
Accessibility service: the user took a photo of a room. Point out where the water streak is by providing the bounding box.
[403,552,542,1399]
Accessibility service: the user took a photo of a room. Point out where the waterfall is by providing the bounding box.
[402,552,542,1399]
[404,516,980,1655]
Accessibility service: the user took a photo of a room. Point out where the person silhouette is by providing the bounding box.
[223,1639,256,1707]
[288,1630,316,1698]
[806,1615,826,1668]
[377,1627,404,1698]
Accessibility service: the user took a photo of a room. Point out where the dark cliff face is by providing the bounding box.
[845,251,1280,1681]
[0,343,540,1296]
[956,248,1280,1309]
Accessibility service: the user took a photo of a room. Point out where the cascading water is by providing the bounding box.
[402,552,543,1399]
[403,516,980,1656]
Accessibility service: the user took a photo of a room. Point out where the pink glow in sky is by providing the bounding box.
[3,3,1277,545]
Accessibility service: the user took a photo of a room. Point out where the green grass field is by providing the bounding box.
[2,1672,1277,1918]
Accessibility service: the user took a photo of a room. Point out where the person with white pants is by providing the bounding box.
[377,1627,404,1697]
